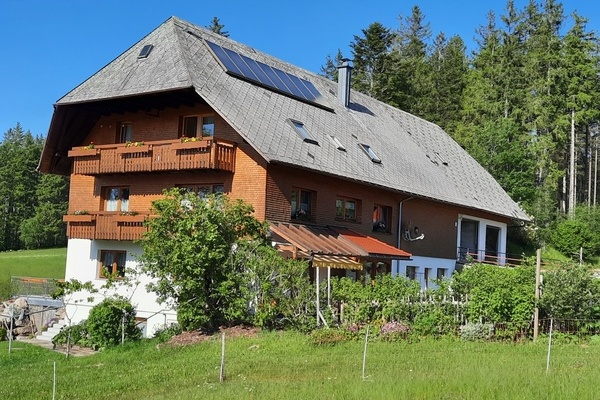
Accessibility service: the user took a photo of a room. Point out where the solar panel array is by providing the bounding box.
[205,40,324,107]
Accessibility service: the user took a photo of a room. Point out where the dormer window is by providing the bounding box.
[359,143,381,163]
[288,119,318,145]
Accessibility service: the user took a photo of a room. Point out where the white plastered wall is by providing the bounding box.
[63,238,177,337]
[456,214,507,265]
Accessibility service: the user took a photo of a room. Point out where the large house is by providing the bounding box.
[39,17,528,335]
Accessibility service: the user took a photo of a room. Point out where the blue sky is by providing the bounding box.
[1,0,598,137]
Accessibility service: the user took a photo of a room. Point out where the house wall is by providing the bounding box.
[67,104,268,219]
[265,163,406,247]
[63,238,178,337]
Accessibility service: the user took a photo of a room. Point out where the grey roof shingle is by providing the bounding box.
[56,16,529,221]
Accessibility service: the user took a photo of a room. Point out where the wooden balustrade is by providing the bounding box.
[68,139,236,175]
[64,213,149,241]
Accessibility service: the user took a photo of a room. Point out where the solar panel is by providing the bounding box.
[205,40,327,108]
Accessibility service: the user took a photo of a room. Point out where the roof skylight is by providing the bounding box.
[329,135,346,151]
[289,119,318,145]
[138,44,153,59]
[359,143,382,163]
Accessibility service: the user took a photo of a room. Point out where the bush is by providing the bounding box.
[379,321,411,342]
[0,278,14,301]
[459,323,494,341]
[52,321,91,348]
[550,218,598,260]
[87,298,141,348]
[309,328,345,346]
[0,327,6,341]
[153,323,182,343]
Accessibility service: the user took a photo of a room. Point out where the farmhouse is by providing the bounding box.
[39,16,528,335]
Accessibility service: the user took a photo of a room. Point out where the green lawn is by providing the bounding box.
[2,332,599,399]
[0,248,66,281]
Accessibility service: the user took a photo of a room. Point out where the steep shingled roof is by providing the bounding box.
[45,16,529,221]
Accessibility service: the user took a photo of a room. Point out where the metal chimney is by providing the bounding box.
[337,59,352,107]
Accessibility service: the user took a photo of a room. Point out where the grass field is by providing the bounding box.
[0,247,66,281]
[1,332,599,399]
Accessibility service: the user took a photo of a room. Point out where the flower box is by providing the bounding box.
[115,214,146,223]
[116,145,150,154]
[63,214,94,222]
[171,140,210,150]
[68,148,98,157]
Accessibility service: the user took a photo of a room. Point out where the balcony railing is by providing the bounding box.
[63,213,149,241]
[68,138,236,175]
[457,247,524,267]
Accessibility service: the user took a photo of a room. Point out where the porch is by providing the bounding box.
[68,138,236,175]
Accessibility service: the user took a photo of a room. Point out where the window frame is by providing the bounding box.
[372,204,392,233]
[178,183,225,199]
[118,122,133,143]
[335,196,361,222]
[98,250,127,279]
[359,143,382,163]
[104,186,130,212]
[291,188,316,221]
[406,265,417,280]
[181,114,216,138]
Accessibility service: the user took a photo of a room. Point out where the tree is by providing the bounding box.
[350,22,395,99]
[320,49,344,81]
[0,124,43,250]
[20,173,69,249]
[206,17,229,37]
[138,190,311,331]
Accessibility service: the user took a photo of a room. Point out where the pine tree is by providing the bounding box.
[206,17,229,37]
[320,49,344,81]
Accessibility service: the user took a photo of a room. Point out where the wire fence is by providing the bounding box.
[10,276,63,298]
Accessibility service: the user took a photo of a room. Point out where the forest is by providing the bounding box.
[2,0,599,259]
[321,0,600,259]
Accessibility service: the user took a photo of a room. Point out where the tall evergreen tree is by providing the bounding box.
[350,22,395,100]
[0,124,43,250]
[206,17,229,37]
[320,49,344,81]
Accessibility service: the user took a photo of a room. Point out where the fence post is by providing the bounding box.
[534,248,541,341]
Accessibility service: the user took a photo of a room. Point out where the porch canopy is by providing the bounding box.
[269,222,412,269]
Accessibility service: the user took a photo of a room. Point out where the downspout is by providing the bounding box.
[395,197,414,276]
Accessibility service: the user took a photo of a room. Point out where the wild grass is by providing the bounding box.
[2,332,600,399]
[0,247,66,281]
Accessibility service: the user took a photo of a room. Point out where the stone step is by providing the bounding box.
[36,320,66,342]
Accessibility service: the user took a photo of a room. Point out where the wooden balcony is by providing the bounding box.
[68,138,236,175]
[64,213,149,241]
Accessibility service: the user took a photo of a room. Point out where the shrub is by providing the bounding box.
[0,278,14,301]
[550,218,598,260]
[0,327,6,341]
[153,323,182,343]
[87,298,141,348]
[379,321,411,342]
[459,323,494,341]
[52,321,91,347]
[309,328,345,346]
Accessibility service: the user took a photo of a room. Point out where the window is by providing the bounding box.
[99,250,126,278]
[119,122,132,143]
[291,189,315,221]
[406,266,417,280]
[138,44,153,59]
[181,115,216,138]
[424,268,431,289]
[179,184,225,199]
[437,268,447,280]
[336,197,361,222]
[359,143,382,163]
[372,204,392,233]
[202,116,215,137]
[328,135,346,151]
[289,119,318,145]
[105,187,129,212]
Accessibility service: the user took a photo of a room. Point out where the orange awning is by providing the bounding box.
[270,222,411,267]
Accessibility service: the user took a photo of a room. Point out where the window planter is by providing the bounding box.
[171,140,210,150]
[63,214,94,222]
[115,214,146,223]
[116,145,150,154]
[68,148,98,157]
